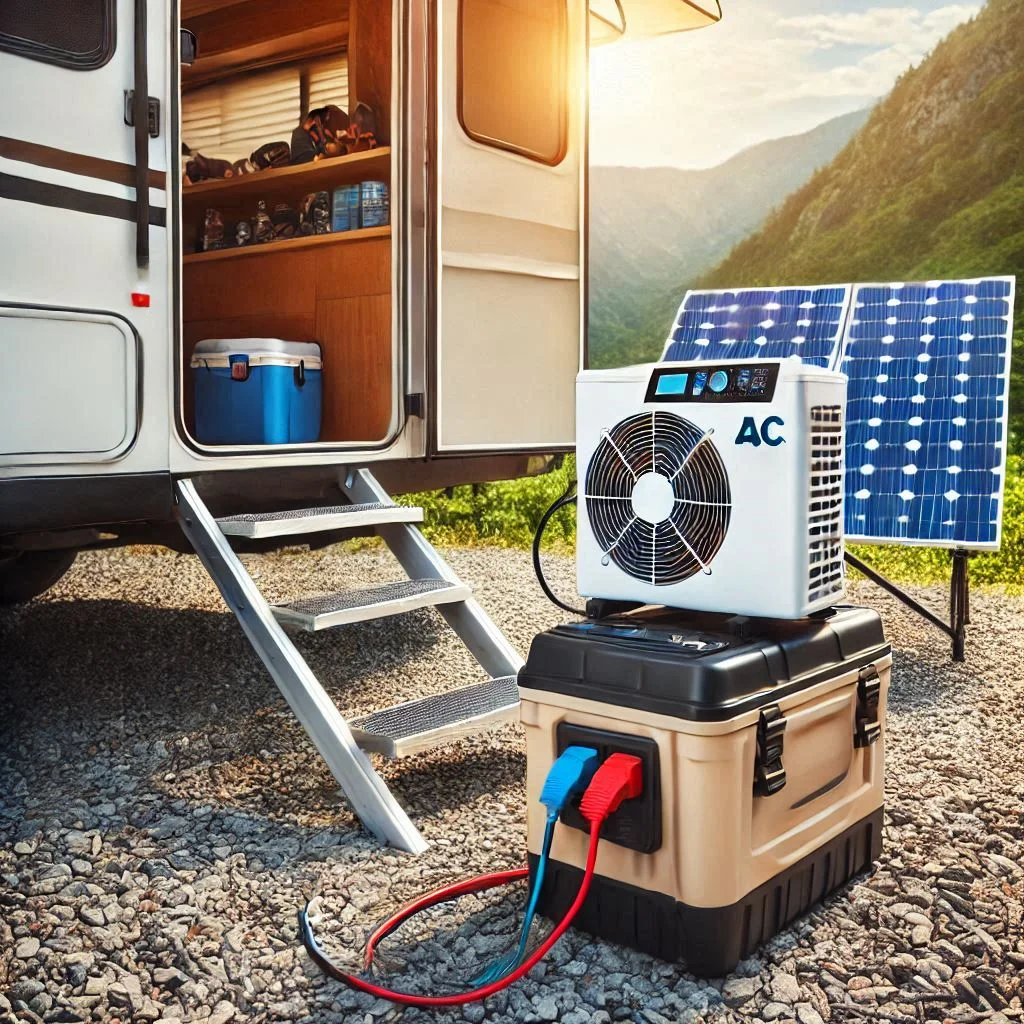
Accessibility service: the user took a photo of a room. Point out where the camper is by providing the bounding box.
[0,0,722,851]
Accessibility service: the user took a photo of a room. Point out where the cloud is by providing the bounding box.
[589,1,981,168]
[777,4,979,49]
[769,3,981,100]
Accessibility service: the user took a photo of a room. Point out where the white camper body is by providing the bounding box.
[0,0,721,851]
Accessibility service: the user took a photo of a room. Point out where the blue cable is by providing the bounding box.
[471,745,599,985]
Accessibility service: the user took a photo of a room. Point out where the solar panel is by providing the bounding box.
[662,285,852,367]
[841,277,1015,549]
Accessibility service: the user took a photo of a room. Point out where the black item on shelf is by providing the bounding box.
[271,202,300,240]
[299,191,332,235]
[253,200,273,244]
[252,140,291,169]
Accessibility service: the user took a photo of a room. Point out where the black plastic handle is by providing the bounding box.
[133,0,149,269]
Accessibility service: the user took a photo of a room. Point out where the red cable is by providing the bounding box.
[300,822,601,1007]
[298,753,644,1008]
[362,867,528,969]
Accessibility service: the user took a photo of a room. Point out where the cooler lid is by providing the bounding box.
[191,338,322,370]
[518,605,889,723]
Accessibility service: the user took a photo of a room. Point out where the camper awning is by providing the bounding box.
[590,0,722,43]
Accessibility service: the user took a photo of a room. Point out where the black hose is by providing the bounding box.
[533,481,587,617]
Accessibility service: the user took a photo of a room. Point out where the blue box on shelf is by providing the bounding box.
[191,338,323,445]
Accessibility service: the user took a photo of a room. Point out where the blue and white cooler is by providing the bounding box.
[191,339,322,445]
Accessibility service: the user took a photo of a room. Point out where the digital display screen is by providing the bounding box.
[654,372,689,396]
[645,363,779,404]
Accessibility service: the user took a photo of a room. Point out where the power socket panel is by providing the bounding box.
[555,722,662,854]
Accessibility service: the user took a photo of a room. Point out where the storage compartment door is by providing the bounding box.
[0,308,139,463]
[434,0,584,452]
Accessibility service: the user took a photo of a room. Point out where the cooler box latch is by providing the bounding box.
[230,354,250,381]
[854,665,882,748]
[754,705,787,797]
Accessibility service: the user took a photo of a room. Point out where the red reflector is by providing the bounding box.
[131,292,151,307]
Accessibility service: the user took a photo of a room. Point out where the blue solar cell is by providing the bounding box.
[840,278,1015,548]
[662,285,852,367]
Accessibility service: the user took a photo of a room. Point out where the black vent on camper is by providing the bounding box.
[808,405,844,604]
[0,0,115,71]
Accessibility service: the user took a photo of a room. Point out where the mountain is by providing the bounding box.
[588,107,871,369]
[697,0,1023,446]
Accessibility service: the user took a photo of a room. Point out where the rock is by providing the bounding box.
[796,1004,825,1024]
[8,979,45,1003]
[847,976,873,991]
[84,977,108,997]
[463,1005,487,1024]
[911,924,932,946]
[209,1000,236,1024]
[763,1003,792,1020]
[28,992,52,1015]
[535,996,560,1021]
[79,906,105,927]
[771,974,802,1003]
[13,840,36,856]
[64,830,93,855]
[562,1011,590,1024]
[152,968,187,990]
[14,937,41,959]
[723,977,761,1008]
[67,963,88,988]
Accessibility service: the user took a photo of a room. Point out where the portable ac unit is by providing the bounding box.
[576,358,847,619]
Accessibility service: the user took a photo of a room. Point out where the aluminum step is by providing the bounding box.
[217,502,423,539]
[350,675,520,758]
[272,578,471,631]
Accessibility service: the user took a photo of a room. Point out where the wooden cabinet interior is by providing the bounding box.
[180,0,395,446]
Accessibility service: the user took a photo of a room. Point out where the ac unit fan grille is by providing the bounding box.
[585,411,731,585]
[808,404,844,603]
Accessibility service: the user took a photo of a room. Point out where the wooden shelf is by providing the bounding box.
[181,147,390,206]
[183,225,390,264]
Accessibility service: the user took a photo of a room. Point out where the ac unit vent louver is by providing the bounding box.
[808,404,844,603]
[584,411,731,585]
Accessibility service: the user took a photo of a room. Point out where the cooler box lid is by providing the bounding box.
[518,606,889,723]
[191,338,322,370]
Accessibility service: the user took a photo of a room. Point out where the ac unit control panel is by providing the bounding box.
[645,363,780,404]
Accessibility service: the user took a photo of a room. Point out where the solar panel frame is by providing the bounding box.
[839,276,1016,551]
[662,284,853,368]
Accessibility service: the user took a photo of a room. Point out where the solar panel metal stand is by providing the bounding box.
[845,548,970,662]
[173,470,523,853]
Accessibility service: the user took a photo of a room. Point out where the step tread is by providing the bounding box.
[276,578,463,617]
[351,675,519,756]
[218,502,395,524]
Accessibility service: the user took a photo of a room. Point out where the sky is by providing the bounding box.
[589,1,981,169]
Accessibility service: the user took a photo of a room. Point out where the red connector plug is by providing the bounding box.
[578,752,644,824]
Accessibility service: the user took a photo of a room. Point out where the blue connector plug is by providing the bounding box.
[471,745,599,986]
[539,745,601,814]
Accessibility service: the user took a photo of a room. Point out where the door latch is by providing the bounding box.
[754,705,787,797]
[124,91,161,137]
[854,665,882,748]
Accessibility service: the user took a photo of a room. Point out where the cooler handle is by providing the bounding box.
[295,360,306,388]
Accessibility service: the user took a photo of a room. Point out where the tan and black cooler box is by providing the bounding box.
[518,606,890,976]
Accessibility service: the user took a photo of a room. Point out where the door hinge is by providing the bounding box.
[124,91,161,137]
[854,665,882,749]
[754,705,787,797]
[404,393,425,418]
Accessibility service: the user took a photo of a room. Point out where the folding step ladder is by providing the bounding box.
[173,468,523,854]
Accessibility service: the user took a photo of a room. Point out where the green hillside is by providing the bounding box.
[698,0,1024,449]
[588,108,870,369]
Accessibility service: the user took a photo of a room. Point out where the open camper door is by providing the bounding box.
[0,0,169,478]
[433,0,586,453]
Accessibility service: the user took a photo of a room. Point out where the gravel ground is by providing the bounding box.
[1,545,1023,1024]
